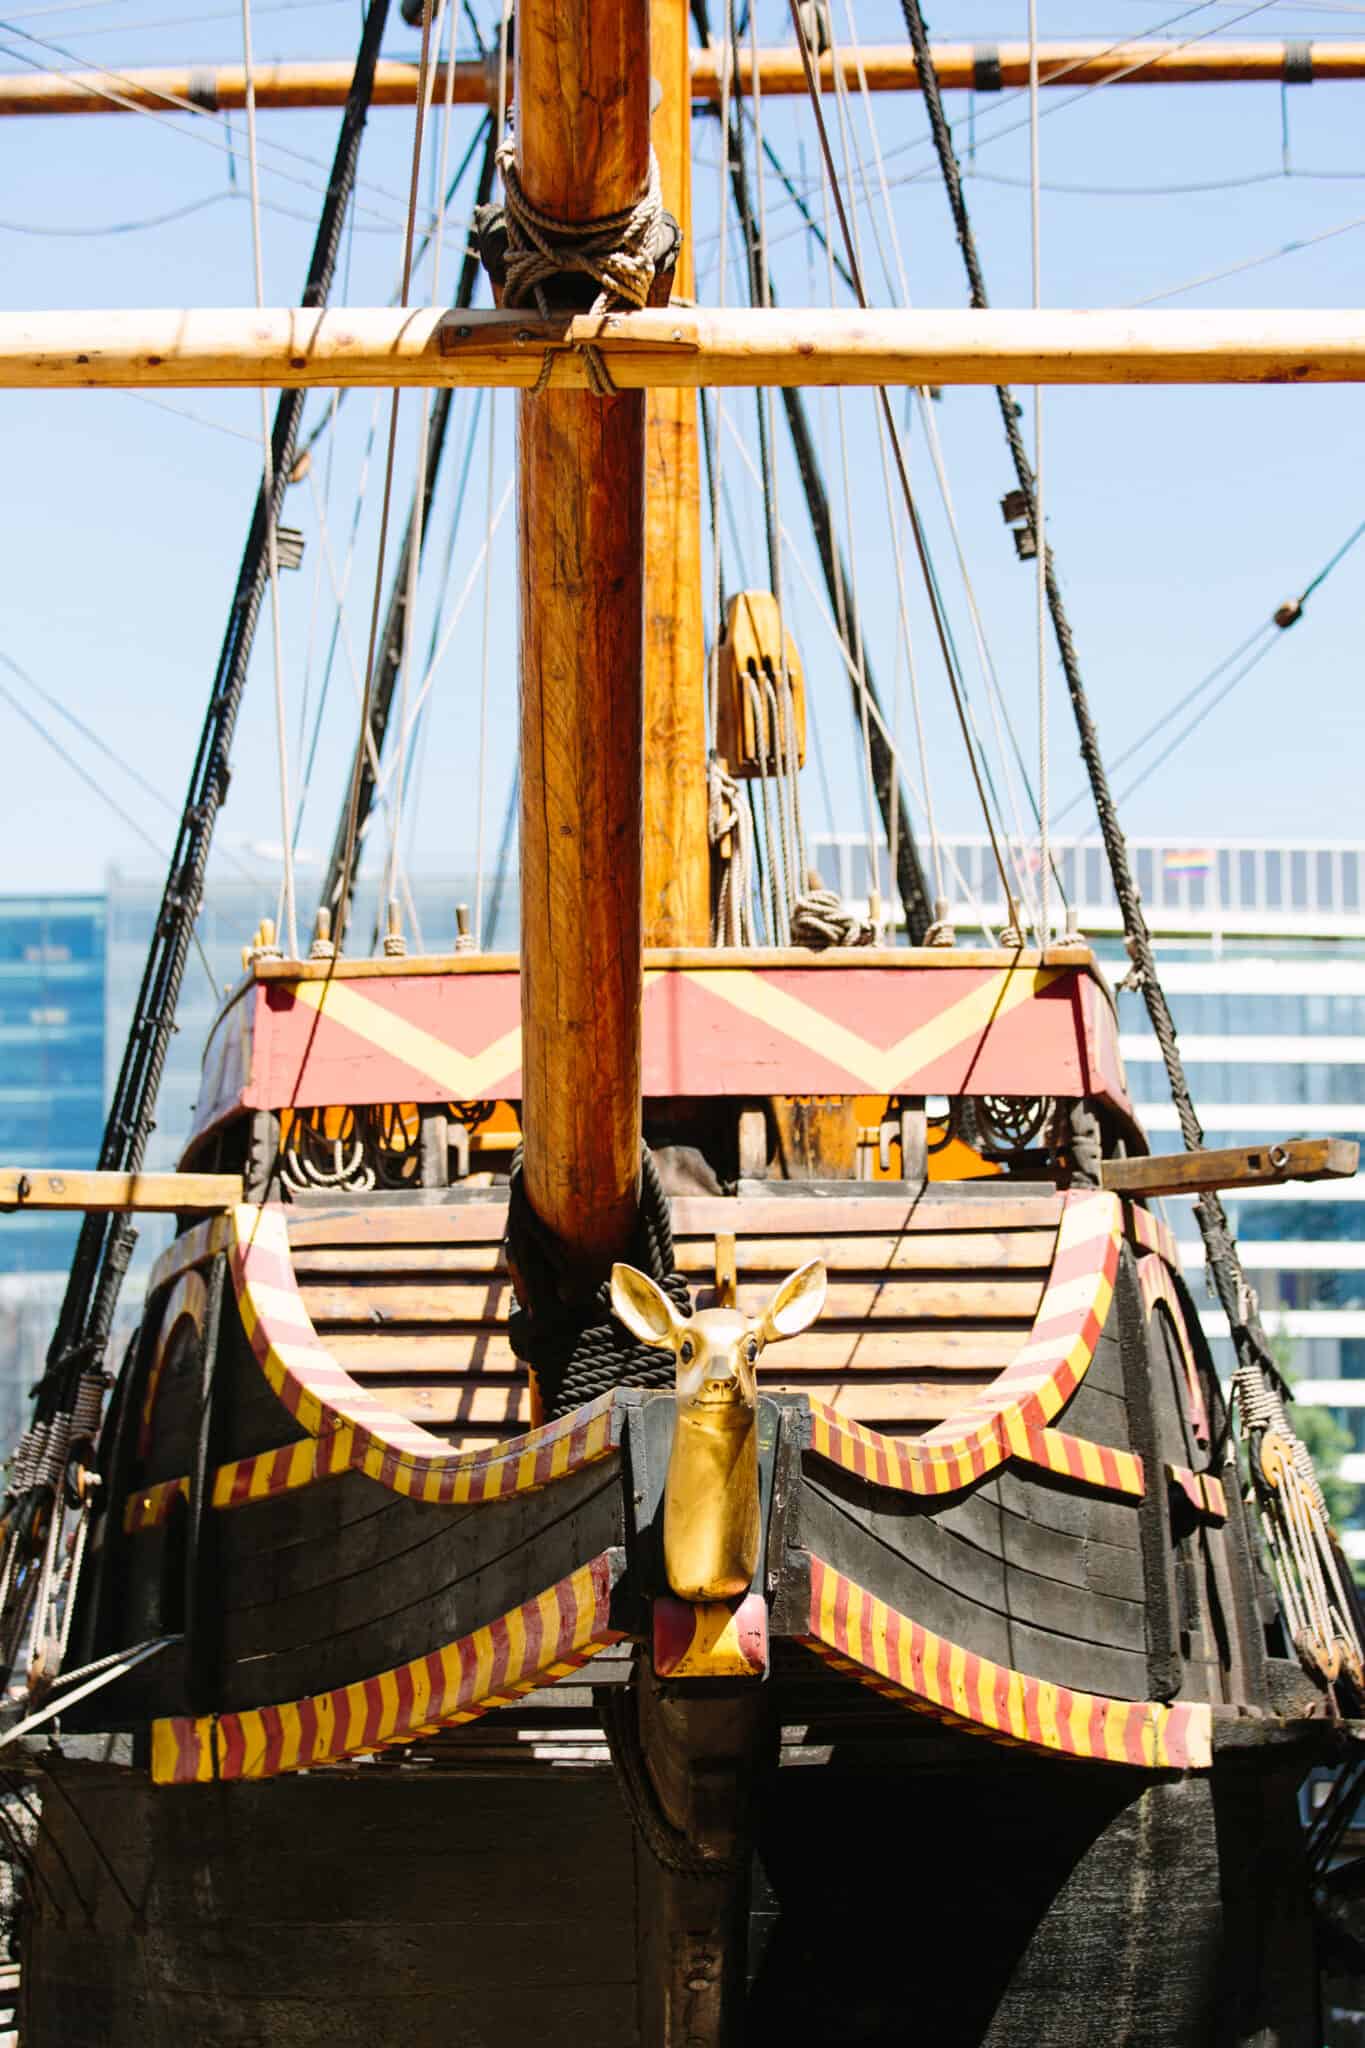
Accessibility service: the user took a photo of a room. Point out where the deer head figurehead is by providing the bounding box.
[610,1260,827,1601]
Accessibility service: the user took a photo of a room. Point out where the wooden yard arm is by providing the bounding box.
[4,308,1365,392]
[1100,1138,1358,1199]
[2,43,1363,118]
[0,1169,244,1213]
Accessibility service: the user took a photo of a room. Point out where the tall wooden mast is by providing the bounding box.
[643,0,709,947]
[515,0,651,1270]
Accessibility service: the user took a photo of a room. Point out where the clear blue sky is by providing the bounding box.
[0,0,1362,909]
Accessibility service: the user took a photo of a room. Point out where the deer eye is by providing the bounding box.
[679,1336,695,1364]
[744,1336,759,1364]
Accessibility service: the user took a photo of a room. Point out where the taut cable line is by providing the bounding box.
[900,0,1363,1691]
[239,0,298,960]
[785,0,1019,922]
[331,0,439,950]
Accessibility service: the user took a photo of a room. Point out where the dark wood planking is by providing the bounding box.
[803,1469,1145,1658]
[219,1461,618,1629]
[1102,1134,1357,1196]
[218,1501,625,1708]
[993,1466,1145,1552]
[25,1768,639,2048]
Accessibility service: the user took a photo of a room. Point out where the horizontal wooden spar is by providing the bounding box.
[0,1167,244,1211]
[1,40,1359,116]
[1100,1136,1358,1198]
[7,306,1365,390]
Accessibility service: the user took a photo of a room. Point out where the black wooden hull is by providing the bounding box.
[17,1185,1341,2043]
[22,1725,1320,2047]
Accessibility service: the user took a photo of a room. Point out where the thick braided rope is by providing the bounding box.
[494,136,666,395]
[790,887,874,950]
[506,1147,691,1420]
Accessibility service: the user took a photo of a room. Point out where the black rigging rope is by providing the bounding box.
[319,114,498,933]
[32,0,394,1432]
[693,0,934,942]
[897,0,1280,1385]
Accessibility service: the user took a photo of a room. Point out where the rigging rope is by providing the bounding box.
[900,0,1363,1698]
[692,7,935,944]
[330,14,463,945]
[318,120,497,926]
[1028,0,1049,945]
[493,136,668,396]
[0,0,395,1699]
[382,0,465,934]
[786,0,1019,927]
[239,0,298,960]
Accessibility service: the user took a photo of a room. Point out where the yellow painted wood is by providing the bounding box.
[5,43,1361,118]
[0,1167,243,1212]
[8,308,1365,391]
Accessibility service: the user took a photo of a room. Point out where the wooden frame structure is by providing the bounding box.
[2,40,1362,117]
[4,307,1365,389]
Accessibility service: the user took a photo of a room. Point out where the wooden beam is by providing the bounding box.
[514,0,649,1273]
[1101,1138,1358,1199]
[642,0,709,948]
[0,1169,244,1213]
[7,307,1365,391]
[3,42,1361,116]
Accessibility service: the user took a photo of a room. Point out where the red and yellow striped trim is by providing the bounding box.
[139,1269,207,1456]
[804,1556,1212,1770]
[146,1212,232,1300]
[151,1552,623,1785]
[1125,1200,1180,1272]
[124,1475,188,1533]
[227,1204,616,1504]
[805,1189,1127,1498]
[1168,1463,1228,1522]
[1136,1250,1211,1447]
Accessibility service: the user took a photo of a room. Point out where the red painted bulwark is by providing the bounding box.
[184,956,1134,1150]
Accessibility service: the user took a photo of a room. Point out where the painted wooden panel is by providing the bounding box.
[185,957,1133,1146]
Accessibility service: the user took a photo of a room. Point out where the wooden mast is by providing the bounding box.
[515,0,651,1271]
[643,0,709,947]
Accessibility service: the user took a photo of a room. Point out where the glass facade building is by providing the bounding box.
[0,895,106,1447]
[813,831,1365,1560]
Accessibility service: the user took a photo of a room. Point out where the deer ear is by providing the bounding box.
[760,1260,827,1346]
[611,1265,684,1348]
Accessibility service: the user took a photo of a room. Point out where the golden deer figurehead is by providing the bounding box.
[611,1260,827,1601]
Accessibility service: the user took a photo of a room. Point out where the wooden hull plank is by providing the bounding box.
[153,1551,625,1783]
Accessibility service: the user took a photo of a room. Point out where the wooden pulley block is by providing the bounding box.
[715,590,807,779]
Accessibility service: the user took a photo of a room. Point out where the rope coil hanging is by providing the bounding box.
[505,1148,692,1420]
[492,136,670,395]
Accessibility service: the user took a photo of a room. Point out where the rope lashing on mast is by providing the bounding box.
[488,138,673,395]
[900,0,1364,1699]
[505,1149,691,1422]
[0,0,395,1699]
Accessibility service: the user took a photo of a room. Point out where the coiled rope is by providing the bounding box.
[494,136,668,395]
[505,1148,691,1419]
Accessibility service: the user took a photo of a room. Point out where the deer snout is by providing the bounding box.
[700,1356,740,1399]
